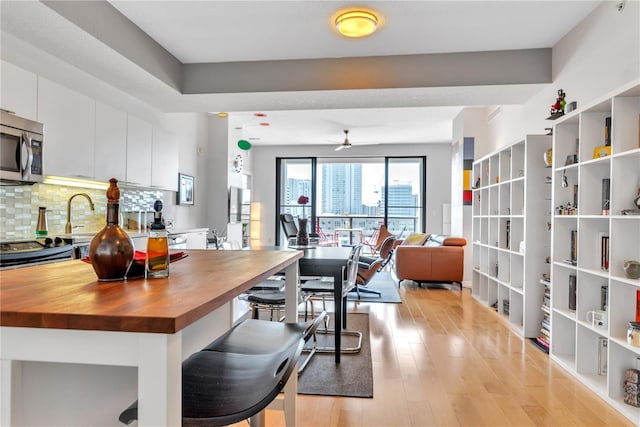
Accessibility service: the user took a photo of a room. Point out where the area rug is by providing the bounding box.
[347,271,402,303]
[298,312,373,398]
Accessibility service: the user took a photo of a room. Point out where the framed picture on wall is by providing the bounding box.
[177,173,194,205]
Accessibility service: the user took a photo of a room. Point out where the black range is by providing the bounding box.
[0,237,73,268]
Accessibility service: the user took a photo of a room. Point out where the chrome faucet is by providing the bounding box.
[65,193,95,234]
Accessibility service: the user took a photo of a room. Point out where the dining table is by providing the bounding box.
[297,245,353,363]
[0,249,302,427]
[258,245,353,364]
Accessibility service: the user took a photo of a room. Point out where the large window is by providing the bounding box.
[276,156,425,245]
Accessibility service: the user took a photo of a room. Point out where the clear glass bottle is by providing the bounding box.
[146,200,169,278]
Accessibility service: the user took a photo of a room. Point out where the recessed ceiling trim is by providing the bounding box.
[183,49,551,95]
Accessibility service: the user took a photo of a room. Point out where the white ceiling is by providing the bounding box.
[3,1,602,146]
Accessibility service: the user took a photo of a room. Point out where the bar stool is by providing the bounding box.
[118,316,318,427]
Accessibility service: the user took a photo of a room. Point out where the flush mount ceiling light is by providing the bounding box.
[335,10,378,38]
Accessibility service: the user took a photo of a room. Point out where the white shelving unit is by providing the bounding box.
[550,80,640,424]
[472,135,552,339]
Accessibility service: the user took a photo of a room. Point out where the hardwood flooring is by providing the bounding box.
[263,283,635,427]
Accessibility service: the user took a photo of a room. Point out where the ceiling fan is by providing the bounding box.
[334,130,352,151]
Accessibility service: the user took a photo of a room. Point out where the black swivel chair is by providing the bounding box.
[280,213,298,243]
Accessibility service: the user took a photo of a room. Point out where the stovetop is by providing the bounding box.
[0,237,73,267]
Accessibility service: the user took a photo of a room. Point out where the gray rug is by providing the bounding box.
[348,271,402,303]
[298,313,373,398]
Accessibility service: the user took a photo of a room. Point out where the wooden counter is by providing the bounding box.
[1,249,301,333]
[0,249,302,426]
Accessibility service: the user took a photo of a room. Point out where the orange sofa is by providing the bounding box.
[393,234,466,289]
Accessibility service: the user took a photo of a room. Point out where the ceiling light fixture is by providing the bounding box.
[335,10,378,38]
[217,112,228,118]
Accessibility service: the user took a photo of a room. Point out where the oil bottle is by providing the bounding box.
[146,200,169,278]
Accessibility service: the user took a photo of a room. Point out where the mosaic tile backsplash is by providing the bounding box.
[0,183,164,240]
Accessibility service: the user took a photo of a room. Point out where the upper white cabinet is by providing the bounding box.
[1,61,37,121]
[125,115,152,187]
[94,102,127,182]
[37,77,96,179]
[151,127,179,191]
[3,62,183,189]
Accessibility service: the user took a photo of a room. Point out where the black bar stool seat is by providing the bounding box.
[118,319,305,426]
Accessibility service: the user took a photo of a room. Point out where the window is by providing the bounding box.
[276,156,425,245]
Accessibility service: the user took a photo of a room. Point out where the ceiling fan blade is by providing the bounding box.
[334,144,345,151]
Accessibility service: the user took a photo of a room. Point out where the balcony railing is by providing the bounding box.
[281,205,420,246]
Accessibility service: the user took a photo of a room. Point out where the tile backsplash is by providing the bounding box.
[0,183,165,240]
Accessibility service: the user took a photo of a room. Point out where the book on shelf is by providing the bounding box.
[570,230,578,265]
[599,233,609,272]
[536,335,550,349]
[598,336,608,376]
[602,178,611,215]
[569,275,577,311]
[601,285,608,311]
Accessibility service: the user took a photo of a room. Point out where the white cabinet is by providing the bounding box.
[94,102,127,182]
[471,135,552,341]
[186,230,207,249]
[549,80,640,424]
[1,61,37,120]
[37,77,95,178]
[151,127,179,191]
[125,115,152,187]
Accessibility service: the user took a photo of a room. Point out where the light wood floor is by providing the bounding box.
[259,282,635,427]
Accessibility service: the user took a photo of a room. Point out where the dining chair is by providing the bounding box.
[300,245,363,353]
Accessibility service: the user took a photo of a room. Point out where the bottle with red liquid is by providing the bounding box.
[146,200,169,278]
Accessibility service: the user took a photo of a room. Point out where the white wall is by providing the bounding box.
[483,0,640,158]
[250,143,452,246]
[452,107,490,285]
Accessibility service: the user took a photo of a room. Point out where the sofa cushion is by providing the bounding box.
[401,232,429,246]
[442,237,467,246]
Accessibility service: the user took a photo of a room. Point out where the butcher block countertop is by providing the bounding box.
[0,249,301,334]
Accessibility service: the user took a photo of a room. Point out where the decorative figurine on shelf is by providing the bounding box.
[548,89,566,119]
[296,195,310,246]
[472,176,480,189]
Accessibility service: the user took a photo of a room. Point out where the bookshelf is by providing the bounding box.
[550,80,640,423]
[471,135,552,339]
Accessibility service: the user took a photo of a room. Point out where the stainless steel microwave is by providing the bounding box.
[0,110,44,184]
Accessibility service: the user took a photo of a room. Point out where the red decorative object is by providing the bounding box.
[297,195,309,205]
